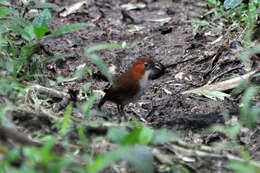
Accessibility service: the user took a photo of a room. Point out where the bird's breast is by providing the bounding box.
[128,70,150,104]
[138,70,151,90]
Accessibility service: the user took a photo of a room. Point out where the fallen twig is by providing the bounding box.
[0,125,42,147]
[207,65,243,85]
[181,70,256,95]
[23,82,70,99]
[165,139,260,168]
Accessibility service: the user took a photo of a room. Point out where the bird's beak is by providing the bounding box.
[149,63,165,80]
[153,64,162,71]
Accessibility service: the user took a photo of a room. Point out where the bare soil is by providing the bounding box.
[44,0,242,126]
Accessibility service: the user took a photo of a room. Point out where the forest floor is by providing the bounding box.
[5,0,260,172]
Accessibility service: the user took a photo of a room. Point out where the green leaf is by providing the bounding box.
[83,82,92,93]
[24,24,36,40]
[224,0,243,9]
[120,126,154,146]
[229,161,256,173]
[6,24,34,41]
[107,127,129,144]
[121,127,142,146]
[87,54,114,85]
[185,20,209,36]
[49,23,90,37]
[0,7,18,16]
[138,126,154,145]
[200,89,230,101]
[240,86,259,127]
[151,129,177,145]
[41,53,71,63]
[61,103,72,136]
[24,137,57,165]
[0,0,11,6]
[125,145,154,173]
[185,20,209,26]
[0,149,20,169]
[212,124,241,138]
[0,34,7,51]
[15,44,36,76]
[33,2,59,9]
[32,9,51,28]
[49,158,72,173]
[238,46,260,71]
[32,9,51,38]
[78,127,89,150]
[85,43,126,54]
[36,135,54,142]
[82,92,101,117]
[7,36,17,71]
[87,148,127,173]
[0,105,15,127]
[34,26,49,38]
[6,16,30,27]
[74,65,91,81]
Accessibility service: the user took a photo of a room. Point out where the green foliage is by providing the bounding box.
[85,43,127,54]
[82,92,101,118]
[224,0,243,9]
[240,86,260,128]
[61,103,73,137]
[229,149,257,173]
[0,1,90,81]
[124,145,154,173]
[24,139,57,166]
[244,2,258,48]
[185,20,209,36]
[151,128,178,145]
[238,46,260,70]
[87,53,114,85]
[90,126,177,173]
[32,2,59,9]
[0,149,20,172]
[229,161,256,173]
[1,138,75,173]
[84,43,129,85]
[204,0,259,29]
[0,0,11,6]
[87,148,127,173]
[0,78,25,99]
[107,126,157,146]
[49,23,90,38]
[32,9,51,39]
[212,124,241,138]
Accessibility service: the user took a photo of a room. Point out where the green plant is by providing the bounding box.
[0,0,89,81]
[185,20,210,36]
[87,126,177,173]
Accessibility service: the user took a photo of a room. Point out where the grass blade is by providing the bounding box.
[49,23,90,37]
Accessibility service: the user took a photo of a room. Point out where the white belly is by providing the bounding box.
[124,70,151,105]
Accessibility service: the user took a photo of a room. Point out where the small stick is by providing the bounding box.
[24,82,70,99]
[181,70,256,95]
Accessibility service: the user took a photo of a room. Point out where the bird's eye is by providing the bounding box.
[143,62,149,68]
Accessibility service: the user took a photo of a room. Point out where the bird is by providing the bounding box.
[98,59,161,120]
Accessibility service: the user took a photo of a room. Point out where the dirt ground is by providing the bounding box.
[44,0,242,126]
[8,0,260,172]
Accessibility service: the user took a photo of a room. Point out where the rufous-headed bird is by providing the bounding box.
[98,59,161,120]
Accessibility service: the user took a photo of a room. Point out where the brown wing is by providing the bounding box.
[103,71,139,104]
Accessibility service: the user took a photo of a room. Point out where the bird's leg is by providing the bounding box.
[117,104,128,121]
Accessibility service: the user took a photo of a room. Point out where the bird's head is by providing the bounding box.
[130,59,162,81]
